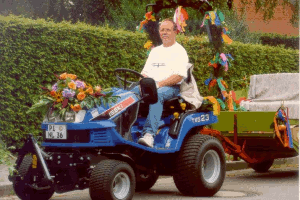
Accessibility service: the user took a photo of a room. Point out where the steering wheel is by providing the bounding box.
[114,68,145,90]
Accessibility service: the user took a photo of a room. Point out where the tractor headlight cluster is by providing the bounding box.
[64,111,76,122]
[43,110,86,123]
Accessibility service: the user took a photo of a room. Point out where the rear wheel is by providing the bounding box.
[89,159,135,200]
[249,159,274,173]
[13,155,54,200]
[173,134,226,196]
[135,171,158,192]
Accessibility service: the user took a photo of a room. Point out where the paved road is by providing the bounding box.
[1,165,298,200]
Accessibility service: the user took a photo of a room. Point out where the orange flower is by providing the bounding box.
[50,90,57,97]
[67,74,77,80]
[86,87,93,95]
[60,72,68,80]
[145,11,153,20]
[71,104,82,112]
[95,85,102,93]
[77,92,86,101]
[68,81,76,90]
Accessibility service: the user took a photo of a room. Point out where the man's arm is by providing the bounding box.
[157,75,183,88]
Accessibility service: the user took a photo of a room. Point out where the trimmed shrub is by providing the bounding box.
[0,16,147,148]
[258,33,299,50]
[0,16,298,148]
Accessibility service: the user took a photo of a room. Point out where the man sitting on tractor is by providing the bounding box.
[131,19,190,147]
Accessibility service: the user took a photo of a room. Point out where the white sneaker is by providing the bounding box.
[138,133,154,148]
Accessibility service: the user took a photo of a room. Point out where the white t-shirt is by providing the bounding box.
[141,42,189,83]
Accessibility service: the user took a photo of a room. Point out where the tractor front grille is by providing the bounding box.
[90,129,113,144]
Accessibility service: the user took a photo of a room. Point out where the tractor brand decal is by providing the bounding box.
[108,104,124,117]
[99,96,135,118]
[192,114,210,123]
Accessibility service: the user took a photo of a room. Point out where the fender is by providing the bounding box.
[174,111,218,151]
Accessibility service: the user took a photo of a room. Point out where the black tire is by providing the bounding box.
[135,171,159,192]
[249,159,274,173]
[13,155,54,200]
[89,159,136,200]
[173,134,226,197]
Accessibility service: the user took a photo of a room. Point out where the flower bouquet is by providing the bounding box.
[27,72,118,121]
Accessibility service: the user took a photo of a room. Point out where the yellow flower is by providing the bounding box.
[56,92,62,99]
[144,41,153,50]
[150,15,156,21]
[95,85,102,93]
[86,87,94,95]
[60,72,67,80]
[68,81,76,90]
[71,104,82,112]
[67,74,77,80]
[56,98,63,103]
[77,92,86,101]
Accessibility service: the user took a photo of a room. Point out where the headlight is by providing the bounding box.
[74,110,86,123]
[64,111,76,122]
[43,110,86,123]
[45,110,62,122]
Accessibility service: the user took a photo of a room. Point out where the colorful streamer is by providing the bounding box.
[173,6,189,33]
[204,96,220,116]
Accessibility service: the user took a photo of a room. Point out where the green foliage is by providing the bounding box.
[257,33,299,50]
[176,36,299,98]
[0,16,298,148]
[0,15,147,148]
[0,141,15,166]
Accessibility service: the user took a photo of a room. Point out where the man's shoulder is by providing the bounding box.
[149,44,163,54]
[174,42,187,51]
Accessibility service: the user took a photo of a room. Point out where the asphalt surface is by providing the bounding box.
[1,161,298,200]
[0,156,298,199]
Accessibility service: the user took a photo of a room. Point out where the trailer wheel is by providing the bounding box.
[173,134,226,196]
[249,159,274,173]
[13,155,54,200]
[89,159,135,200]
[135,171,158,192]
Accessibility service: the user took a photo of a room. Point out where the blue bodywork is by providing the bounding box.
[41,87,218,153]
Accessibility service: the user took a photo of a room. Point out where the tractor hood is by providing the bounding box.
[86,87,139,122]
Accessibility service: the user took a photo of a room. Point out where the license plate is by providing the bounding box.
[46,125,67,139]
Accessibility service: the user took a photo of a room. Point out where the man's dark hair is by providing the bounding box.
[160,18,178,32]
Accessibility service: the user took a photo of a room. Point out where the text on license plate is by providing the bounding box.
[46,125,67,139]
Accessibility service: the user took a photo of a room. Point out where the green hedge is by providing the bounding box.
[257,33,299,50]
[0,16,298,148]
[0,16,148,148]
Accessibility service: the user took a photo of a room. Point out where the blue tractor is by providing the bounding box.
[9,68,226,200]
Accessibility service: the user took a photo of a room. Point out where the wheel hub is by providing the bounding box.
[202,150,221,183]
[112,172,130,199]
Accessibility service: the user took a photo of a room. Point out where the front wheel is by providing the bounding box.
[89,159,136,200]
[173,134,226,196]
[249,159,274,173]
[13,155,54,200]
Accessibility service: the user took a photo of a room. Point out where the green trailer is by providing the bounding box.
[200,110,298,172]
